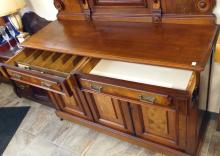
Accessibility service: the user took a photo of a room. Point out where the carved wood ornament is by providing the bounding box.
[54,0,65,11]
[53,0,217,24]
[152,0,162,23]
[196,0,211,12]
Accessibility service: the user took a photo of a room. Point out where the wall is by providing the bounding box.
[23,0,57,21]
[209,1,220,113]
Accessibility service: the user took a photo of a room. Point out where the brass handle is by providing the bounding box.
[12,73,22,80]
[90,84,102,93]
[139,95,155,104]
[41,81,52,88]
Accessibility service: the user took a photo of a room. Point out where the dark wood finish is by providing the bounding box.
[14,82,54,107]
[22,20,219,71]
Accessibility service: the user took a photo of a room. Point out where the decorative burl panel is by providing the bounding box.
[142,107,168,136]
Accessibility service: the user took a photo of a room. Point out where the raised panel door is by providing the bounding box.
[49,89,93,120]
[85,92,134,134]
[131,103,179,148]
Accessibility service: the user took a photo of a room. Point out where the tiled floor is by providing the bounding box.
[0,83,219,156]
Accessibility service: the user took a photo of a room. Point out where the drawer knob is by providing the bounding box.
[12,74,22,80]
[139,95,155,104]
[41,82,52,88]
[90,84,102,93]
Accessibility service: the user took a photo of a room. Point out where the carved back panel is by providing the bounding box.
[54,0,216,24]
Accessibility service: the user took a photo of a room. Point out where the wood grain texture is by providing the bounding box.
[85,92,134,134]
[130,103,178,148]
[54,0,216,23]
[22,20,219,71]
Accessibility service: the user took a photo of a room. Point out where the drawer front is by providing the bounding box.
[6,68,70,95]
[79,78,172,106]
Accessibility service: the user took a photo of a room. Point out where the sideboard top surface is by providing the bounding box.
[22,20,219,71]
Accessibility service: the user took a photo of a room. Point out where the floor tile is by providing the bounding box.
[17,136,72,156]
[3,129,35,156]
[19,104,55,135]
[83,133,161,156]
[207,135,220,156]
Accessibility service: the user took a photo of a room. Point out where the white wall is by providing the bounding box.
[214,0,220,24]
[22,0,57,21]
[209,0,220,113]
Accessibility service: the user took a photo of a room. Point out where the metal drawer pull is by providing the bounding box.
[90,84,102,93]
[41,82,52,88]
[139,95,155,104]
[12,73,22,79]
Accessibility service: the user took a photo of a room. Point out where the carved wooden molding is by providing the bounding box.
[54,0,65,11]
[81,0,91,21]
[152,0,162,23]
[196,0,211,12]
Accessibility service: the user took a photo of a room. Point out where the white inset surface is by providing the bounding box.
[90,60,193,90]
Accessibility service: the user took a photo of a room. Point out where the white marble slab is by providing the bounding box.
[90,60,193,90]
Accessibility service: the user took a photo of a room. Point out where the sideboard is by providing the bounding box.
[0,0,219,156]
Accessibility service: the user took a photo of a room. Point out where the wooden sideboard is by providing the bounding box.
[0,0,219,156]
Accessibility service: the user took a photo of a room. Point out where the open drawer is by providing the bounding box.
[3,48,85,96]
[74,58,197,106]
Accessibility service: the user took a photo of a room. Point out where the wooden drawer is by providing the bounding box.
[79,79,172,106]
[2,48,86,95]
[74,58,197,107]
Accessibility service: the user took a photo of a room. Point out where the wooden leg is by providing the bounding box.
[12,81,22,98]
[217,111,220,131]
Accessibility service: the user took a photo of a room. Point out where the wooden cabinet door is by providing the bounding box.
[85,92,134,134]
[49,89,93,120]
[131,103,179,148]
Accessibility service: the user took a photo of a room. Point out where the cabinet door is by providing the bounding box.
[49,89,93,120]
[85,92,134,134]
[131,103,178,148]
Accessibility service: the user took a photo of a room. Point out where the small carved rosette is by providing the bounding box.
[54,0,65,11]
